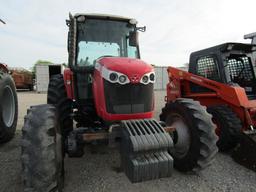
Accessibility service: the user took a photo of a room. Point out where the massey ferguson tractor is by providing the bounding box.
[0,63,18,143]
[21,13,218,191]
[162,42,256,171]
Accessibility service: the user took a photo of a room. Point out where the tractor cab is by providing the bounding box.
[189,43,256,99]
[66,14,154,124]
[66,14,141,98]
[69,14,142,66]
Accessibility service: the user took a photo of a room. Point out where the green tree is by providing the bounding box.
[62,62,68,67]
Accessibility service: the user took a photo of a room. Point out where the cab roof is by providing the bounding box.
[190,42,256,58]
[74,13,136,23]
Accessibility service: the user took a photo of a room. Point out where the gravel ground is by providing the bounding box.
[0,91,255,192]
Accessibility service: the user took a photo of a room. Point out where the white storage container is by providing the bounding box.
[35,64,63,93]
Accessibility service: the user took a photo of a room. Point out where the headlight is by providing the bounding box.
[119,75,127,84]
[101,66,130,85]
[109,73,118,81]
[149,73,155,81]
[142,75,149,84]
[140,72,155,85]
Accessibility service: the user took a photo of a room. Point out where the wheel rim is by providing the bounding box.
[166,113,191,159]
[2,86,15,127]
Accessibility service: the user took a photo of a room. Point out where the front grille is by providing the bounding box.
[104,80,153,114]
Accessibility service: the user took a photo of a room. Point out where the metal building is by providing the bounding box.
[154,66,188,90]
[35,64,63,92]
[154,66,169,90]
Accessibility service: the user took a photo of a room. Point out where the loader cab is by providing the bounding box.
[66,14,145,121]
[189,43,256,99]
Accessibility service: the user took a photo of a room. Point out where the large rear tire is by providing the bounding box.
[207,105,242,152]
[47,74,73,137]
[160,98,218,172]
[0,72,18,143]
[21,104,64,192]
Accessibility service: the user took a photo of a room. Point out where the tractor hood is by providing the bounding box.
[96,57,154,84]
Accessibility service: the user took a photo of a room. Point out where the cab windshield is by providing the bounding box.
[76,19,139,66]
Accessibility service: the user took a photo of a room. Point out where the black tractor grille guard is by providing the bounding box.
[104,80,153,114]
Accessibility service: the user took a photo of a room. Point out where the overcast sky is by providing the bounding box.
[1,0,256,69]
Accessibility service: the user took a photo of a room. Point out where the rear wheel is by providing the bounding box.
[207,105,242,152]
[160,98,218,172]
[21,104,64,192]
[0,72,18,143]
[47,74,73,137]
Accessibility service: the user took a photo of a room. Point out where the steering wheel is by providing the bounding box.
[97,55,114,60]
[93,55,115,65]
[236,66,245,80]
[227,81,240,87]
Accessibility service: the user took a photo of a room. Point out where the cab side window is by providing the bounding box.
[196,56,221,82]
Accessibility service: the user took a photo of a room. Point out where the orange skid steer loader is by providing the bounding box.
[161,43,256,171]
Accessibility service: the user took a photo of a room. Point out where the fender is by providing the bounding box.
[0,63,9,73]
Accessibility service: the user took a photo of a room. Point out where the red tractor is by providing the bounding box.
[0,63,18,143]
[21,13,217,191]
[162,43,256,171]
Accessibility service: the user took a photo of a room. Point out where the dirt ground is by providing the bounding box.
[0,91,255,192]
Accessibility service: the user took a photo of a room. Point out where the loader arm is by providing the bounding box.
[167,66,256,109]
[166,66,256,131]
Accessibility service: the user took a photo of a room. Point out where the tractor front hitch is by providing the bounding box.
[65,120,176,167]
[120,119,174,182]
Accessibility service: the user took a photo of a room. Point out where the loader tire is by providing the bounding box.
[160,98,218,172]
[47,74,73,137]
[0,72,18,143]
[21,104,64,192]
[207,105,242,152]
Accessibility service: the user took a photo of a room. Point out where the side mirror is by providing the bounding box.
[129,31,138,47]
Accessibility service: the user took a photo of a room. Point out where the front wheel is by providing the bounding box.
[47,74,73,137]
[21,104,64,192]
[160,98,218,172]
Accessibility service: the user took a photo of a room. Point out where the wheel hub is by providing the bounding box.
[166,114,191,159]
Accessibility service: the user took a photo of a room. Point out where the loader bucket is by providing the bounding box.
[232,130,256,172]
